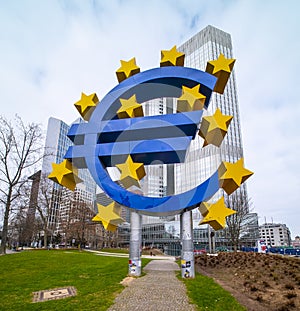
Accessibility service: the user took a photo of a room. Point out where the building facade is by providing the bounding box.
[259,223,291,247]
[291,236,300,248]
[135,25,257,253]
[176,25,249,215]
[40,117,97,236]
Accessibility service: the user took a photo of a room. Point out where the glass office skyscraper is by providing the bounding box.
[41,117,97,233]
[176,25,249,218]
[140,25,250,228]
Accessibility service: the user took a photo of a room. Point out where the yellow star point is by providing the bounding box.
[199,108,233,147]
[74,92,99,121]
[116,58,140,83]
[199,201,211,217]
[160,45,185,67]
[92,202,124,232]
[218,158,254,195]
[48,159,82,191]
[206,53,236,94]
[116,155,146,189]
[117,95,144,119]
[177,84,206,112]
[199,197,236,231]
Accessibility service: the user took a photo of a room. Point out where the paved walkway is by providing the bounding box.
[107,259,196,311]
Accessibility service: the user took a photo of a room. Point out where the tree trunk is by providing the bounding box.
[44,227,48,249]
[0,188,12,254]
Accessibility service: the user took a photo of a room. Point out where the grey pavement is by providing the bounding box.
[107,259,196,311]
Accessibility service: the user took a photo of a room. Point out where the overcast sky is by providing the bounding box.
[0,0,299,238]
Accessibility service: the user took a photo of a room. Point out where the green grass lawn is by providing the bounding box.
[0,250,145,311]
[1,250,246,311]
[183,273,246,311]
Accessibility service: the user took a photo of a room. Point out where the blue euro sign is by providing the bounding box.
[65,66,221,216]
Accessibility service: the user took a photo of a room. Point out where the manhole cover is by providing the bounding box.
[32,286,77,302]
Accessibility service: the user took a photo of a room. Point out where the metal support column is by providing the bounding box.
[180,210,195,278]
[212,230,216,253]
[208,225,212,253]
[128,210,142,276]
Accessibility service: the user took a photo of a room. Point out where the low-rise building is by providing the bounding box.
[259,223,291,247]
[291,236,300,248]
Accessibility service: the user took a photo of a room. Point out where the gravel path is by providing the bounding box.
[108,259,196,311]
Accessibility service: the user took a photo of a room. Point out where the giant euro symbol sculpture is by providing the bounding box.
[48,47,253,231]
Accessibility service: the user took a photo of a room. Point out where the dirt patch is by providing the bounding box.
[142,248,165,256]
[120,276,136,287]
[195,252,300,311]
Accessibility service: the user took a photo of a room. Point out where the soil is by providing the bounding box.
[142,248,165,256]
[195,252,300,311]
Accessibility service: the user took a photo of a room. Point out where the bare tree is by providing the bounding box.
[225,192,254,251]
[61,196,95,248]
[0,115,43,254]
[34,173,56,248]
[7,184,31,248]
[8,209,25,249]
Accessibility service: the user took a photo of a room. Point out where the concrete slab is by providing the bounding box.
[108,260,195,311]
[32,287,77,303]
[144,259,180,271]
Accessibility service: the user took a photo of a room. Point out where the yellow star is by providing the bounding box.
[117,95,144,119]
[198,201,210,218]
[48,159,82,191]
[74,92,99,121]
[116,58,140,83]
[218,158,254,195]
[92,202,124,232]
[177,84,206,112]
[199,108,233,147]
[199,197,236,231]
[160,45,185,67]
[116,155,146,189]
[206,53,236,94]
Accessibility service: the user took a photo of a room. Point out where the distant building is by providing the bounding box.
[19,171,42,245]
[240,213,259,247]
[176,25,249,209]
[130,25,257,252]
[259,223,291,247]
[40,117,97,236]
[291,236,300,248]
[59,187,94,227]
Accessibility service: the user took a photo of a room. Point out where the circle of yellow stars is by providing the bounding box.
[48,45,253,232]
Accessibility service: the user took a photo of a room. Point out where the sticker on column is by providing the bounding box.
[181,260,191,278]
[129,260,141,274]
